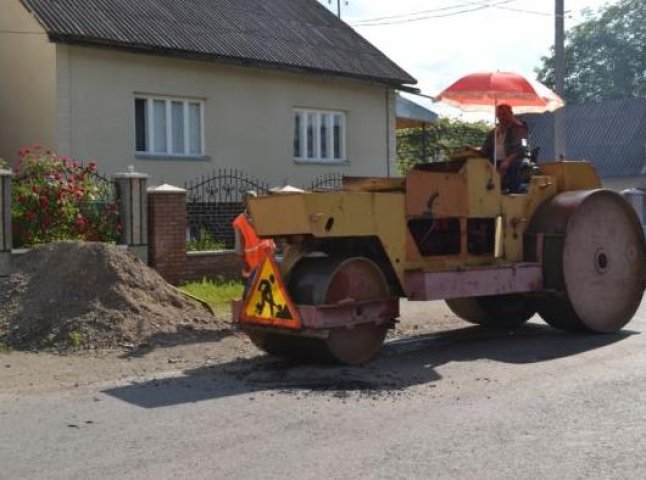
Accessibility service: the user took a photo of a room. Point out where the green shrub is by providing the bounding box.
[186,228,226,252]
[11,147,121,247]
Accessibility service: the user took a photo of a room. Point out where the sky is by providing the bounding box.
[320,0,615,119]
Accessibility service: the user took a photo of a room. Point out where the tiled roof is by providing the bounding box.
[520,98,646,177]
[20,0,416,87]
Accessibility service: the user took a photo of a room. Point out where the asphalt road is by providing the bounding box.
[2,300,646,480]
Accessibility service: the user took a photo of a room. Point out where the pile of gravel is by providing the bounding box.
[0,241,224,350]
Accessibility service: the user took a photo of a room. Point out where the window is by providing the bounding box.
[135,96,204,156]
[293,109,345,162]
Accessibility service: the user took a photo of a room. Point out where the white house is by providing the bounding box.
[0,0,417,187]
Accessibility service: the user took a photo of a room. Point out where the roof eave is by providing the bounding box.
[48,34,417,89]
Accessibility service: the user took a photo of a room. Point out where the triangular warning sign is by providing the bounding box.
[240,255,301,329]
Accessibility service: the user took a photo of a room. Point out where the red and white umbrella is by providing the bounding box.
[434,71,564,114]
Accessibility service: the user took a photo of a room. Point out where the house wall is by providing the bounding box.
[58,46,396,187]
[0,0,57,166]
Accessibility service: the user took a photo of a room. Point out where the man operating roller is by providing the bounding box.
[479,103,528,193]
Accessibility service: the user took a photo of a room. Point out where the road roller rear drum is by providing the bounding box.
[249,257,393,365]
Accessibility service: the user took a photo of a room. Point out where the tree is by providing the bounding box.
[396,117,490,174]
[536,0,646,104]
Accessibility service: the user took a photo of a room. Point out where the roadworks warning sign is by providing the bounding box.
[240,255,301,329]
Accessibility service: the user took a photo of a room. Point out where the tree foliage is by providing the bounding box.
[396,117,490,174]
[536,0,646,104]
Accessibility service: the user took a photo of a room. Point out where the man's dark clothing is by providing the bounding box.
[481,121,528,193]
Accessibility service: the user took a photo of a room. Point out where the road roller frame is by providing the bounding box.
[233,155,646,364]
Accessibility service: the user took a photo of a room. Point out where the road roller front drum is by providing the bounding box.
[528,190,646,332]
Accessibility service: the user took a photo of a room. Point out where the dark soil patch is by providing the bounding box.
[0,241,227,350]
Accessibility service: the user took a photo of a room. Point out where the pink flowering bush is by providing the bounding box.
[11,147,121,246]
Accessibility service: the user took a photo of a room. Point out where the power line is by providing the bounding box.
[350,0,581,27]
[351,0,518,27]
[350,0,494,24]
[494,5,552,16]
[493,5,572,18]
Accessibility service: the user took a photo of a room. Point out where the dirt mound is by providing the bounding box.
[0,241,226,350]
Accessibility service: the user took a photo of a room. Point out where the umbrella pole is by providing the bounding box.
[493,98,498,172]
[488,99,498,190]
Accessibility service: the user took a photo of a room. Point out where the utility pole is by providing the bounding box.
[328,0,347,18]
[554,0,566,159]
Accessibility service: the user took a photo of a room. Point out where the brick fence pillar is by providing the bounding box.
[113,168,149,264]
[0,169,12,276]
[148,184,187,285]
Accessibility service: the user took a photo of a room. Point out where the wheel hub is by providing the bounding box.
[594,248,610,274]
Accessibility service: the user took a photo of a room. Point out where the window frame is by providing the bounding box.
[293,108,347,163]
[134,95,206,158]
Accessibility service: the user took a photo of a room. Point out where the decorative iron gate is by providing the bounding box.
[304,172,343,192]
[184,169,269,248]
[88,170,120,240]
[91,170,118,202]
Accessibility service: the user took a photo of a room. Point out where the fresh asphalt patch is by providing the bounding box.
[103,322,634,408]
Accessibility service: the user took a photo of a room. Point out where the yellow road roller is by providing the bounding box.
[232,153,646,364]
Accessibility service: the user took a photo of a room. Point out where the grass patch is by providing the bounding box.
[67,331,87,348]
[179,277,244,312]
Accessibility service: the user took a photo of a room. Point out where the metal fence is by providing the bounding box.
[91,170,118,201]
[396,124,489,171]
[303,172,343,192]
[184,170,346,249]
[184,168,270,248]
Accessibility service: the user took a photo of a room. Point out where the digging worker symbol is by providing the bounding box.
[254,273,291,319]
[256,273,277,316]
